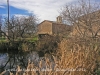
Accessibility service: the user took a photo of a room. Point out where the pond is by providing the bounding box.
[0,53,9,67]
[0,51,40,73]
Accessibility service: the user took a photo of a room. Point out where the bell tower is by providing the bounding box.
[56,16,62,23]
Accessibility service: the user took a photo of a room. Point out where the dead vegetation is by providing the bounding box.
[1,36,99,75]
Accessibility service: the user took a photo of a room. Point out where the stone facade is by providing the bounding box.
[37,16,72,36]
[37,20,53,35]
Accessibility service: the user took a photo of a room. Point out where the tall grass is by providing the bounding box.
[0,37,100,75]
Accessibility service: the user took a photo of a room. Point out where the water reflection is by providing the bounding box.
[0,52,39,72]
[0,53,9,67]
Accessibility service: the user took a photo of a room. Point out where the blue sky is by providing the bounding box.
[0,5,28,15]
[0,0,100,22]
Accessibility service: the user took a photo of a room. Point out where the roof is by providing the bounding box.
[38,20,67,26]
[37,20,73,32]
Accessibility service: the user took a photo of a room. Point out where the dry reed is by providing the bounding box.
[0,38,99,75]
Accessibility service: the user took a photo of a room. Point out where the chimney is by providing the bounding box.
[56,16,62,23]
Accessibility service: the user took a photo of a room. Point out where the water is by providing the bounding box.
[0,52,39,72]
[0,53,9,67]
[0,51,54,75]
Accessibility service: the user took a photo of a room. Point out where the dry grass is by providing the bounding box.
[0,38,99,75]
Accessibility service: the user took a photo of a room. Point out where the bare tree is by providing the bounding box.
[17,15,37,38]
[1,15,37,42]
[61,0,100,38]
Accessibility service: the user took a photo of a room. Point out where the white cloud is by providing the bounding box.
[13,14,28,18]
[0,5,5,8]
[2,14,28,19]
[0,0,76,22]
[2,14,8,17]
